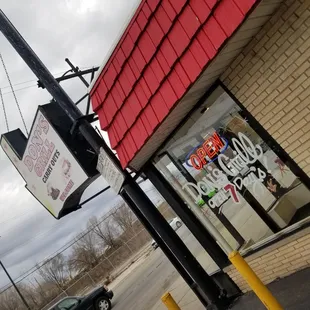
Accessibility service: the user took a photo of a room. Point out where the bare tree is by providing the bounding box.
[0,287,23,310]
[89,216,120,250]
[37,254,68,290]
[68,231,100,273]
[18,283,40,309]
[112,203,136,237]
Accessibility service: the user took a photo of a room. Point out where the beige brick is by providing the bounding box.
[297,139,310,154]
[269,121,283,135]
[300,130,310,142]
[278,130,293,144]
[292,61,310,79]
[269,111,285,125]
[287,129,305,143]
[268,66,285,83]
[282,141,289,149]
[282,1,301,21]
[278,76,295,93]
[275,88,291,104]
[278,120,294,135]
[292,8,310,31]
[289,74,307,91]
[286,140,301,153]
[262,100,277,115]
[297,99,310,112]
[276,27,294,47]
[286,86,304,102]
[276,246,293,257]
[271,265,289,276]
[301,248,310,258]
[292,112,309,125]
[302,76,310,89]
[283,50,301,69]
[267,17,285,38]
[289,28,306,46]
[229,53,244,69]
[260,113,275,126]
[283,98,300,114]
[294,237,310,249]
[296,234,310,243]
[298,86,310,101]
[295,48,310,67]
[294,150,310,163]
[281,109,298,123]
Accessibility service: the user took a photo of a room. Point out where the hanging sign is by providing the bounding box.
[96,147,125,193]
[0,108,90,219]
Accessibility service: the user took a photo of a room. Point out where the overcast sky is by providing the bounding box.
[0,0,163,289]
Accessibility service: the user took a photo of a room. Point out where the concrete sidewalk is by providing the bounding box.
[230,267,310,310]
[150,276,205,310]
[151,267,310,310]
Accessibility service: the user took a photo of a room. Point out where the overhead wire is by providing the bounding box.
[0,87,8,131]
[0,53,29,135]
[0,203,124,293]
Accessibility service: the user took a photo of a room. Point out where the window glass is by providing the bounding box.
[155,86,310,251]
[57,298,79,310]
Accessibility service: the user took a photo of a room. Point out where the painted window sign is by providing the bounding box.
[183,132,269,212]
[185,132,228,169]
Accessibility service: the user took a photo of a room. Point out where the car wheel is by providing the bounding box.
[176,221,182,228]
[96,296,111,310]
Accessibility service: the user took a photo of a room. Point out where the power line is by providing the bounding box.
[0,204,123,293]
[2,84,37,95]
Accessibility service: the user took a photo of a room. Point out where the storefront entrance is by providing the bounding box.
[154,84,310,253]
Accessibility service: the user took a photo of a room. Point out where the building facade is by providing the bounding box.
[90,0,310,293]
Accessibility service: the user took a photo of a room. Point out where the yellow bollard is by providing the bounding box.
[229,251,283,310]
[161,292,181,310]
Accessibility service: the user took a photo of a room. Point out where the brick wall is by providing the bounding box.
[222,0,310,175]
[225,227,310,292]
[222,0,310,291]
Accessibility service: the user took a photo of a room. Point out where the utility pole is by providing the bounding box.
[0,10,228,309]
[0,261,31,310]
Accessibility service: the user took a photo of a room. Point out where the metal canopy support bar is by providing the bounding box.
[143,162,229,267]
[120,190,210,309]
[37,67,99,89]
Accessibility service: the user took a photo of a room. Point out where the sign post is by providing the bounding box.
[96,147,125,194]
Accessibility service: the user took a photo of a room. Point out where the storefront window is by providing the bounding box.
[155,86,310,251]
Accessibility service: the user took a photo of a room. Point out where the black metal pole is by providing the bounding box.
[0,10,230,308]
[120,190,211,309]
[123,179,229,309]
[143,162,229,269]
[0,261,31,310]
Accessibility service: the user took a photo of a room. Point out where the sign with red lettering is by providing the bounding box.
[1,108,89,218]
[186,132,227,170]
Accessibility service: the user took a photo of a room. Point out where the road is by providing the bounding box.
[110,225,218,310]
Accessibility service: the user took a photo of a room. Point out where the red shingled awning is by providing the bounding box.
[90,0,281,169]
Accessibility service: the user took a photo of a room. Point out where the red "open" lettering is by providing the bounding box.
[190,132,224,171]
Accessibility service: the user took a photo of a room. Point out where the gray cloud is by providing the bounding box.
[0,0,145,289]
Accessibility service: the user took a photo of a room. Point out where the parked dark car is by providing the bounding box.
[48,286,113,310]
